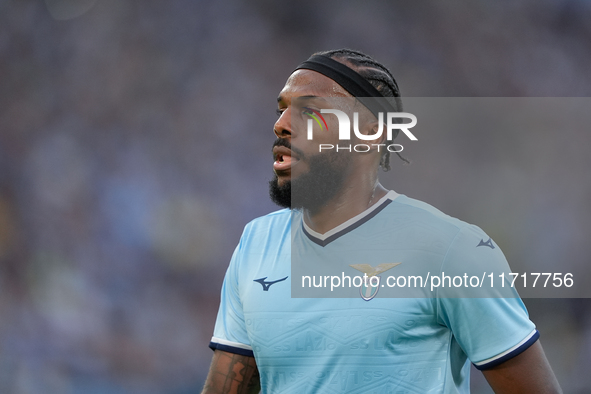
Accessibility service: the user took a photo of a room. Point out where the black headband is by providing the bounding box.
[294,54,399,119]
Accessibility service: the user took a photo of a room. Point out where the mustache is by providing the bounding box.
[272,138,305,159]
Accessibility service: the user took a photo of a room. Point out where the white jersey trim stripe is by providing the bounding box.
[210,337,253,351]
[303,190,399,241]
[473,329,538,367]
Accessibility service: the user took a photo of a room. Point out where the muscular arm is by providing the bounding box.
[482,340,562,394]
[202,350,260,394]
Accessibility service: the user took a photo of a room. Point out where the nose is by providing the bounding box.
[273,108,291,138]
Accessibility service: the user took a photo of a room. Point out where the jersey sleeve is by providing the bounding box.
[209,234,254,357]
[436,225,538,370]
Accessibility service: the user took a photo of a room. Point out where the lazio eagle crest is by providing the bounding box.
[349,263,402,301]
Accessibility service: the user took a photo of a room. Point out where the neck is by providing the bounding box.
[302,179,388,235]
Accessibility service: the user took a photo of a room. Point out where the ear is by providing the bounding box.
[360,118,388,146]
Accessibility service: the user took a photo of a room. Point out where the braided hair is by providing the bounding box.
[313,49,408,170]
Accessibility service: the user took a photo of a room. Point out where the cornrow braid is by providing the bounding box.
[313,49,409,170]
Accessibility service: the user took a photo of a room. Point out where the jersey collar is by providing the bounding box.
[301,190,399,247]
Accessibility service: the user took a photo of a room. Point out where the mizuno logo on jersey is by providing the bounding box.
[477,238,495,249]
[254,276,288,291]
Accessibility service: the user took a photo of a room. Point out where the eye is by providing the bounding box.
[276,109,284,117]
[302,107,314,115]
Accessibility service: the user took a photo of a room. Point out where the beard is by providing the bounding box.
[269,141,349,214]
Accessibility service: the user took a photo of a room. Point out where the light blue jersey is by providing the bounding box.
[210,191,537,393]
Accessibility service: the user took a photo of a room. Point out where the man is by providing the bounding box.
[202,49,562,393]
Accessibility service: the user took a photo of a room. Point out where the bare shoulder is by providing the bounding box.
[202,350,260,394]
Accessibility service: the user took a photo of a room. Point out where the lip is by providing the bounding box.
[273,146,300,173]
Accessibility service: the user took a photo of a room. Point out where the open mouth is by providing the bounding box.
[273,146,299,172]
[276,153,293,165]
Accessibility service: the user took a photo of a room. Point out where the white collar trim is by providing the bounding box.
[302,190,399,241]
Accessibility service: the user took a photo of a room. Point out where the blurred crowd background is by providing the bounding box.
[1,0,591,392]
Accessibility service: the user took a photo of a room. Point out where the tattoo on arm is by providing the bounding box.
[202,350,260,394]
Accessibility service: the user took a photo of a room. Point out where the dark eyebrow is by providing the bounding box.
[294,96,330,107]
[277,95,329,104]
[296,95,322,100]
